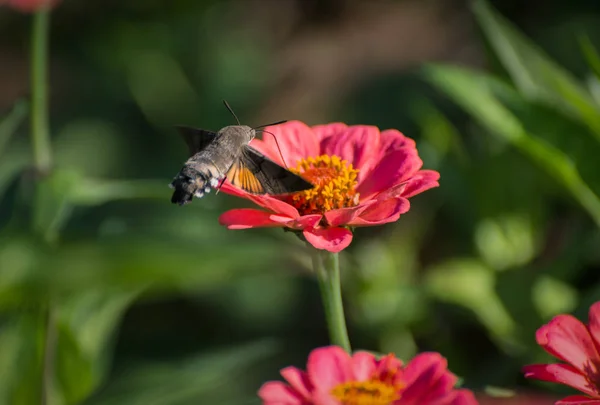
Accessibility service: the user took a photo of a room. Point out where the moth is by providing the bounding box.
[169,101,314,206]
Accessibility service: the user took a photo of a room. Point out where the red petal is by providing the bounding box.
[307,346,353,391]
[288,214,323,229]
[312,123,348,143]
[262,120,318,167]
[557,396,600,404]
[258,381,305,405]
[401,170,441,199]
[349,198,410,226]
[218,209,286,229]
[324,203,375,227]
[536,315,600,375]
[320,125,381,173]
[523,364,599,397]
[281,367,313,400]
[220,183,301,219]
[303,227,353,253]
[357,148,423,200]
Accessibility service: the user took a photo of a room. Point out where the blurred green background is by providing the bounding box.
[2,0,600,403]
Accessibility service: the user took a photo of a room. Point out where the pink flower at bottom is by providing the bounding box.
[218,121,440,253]
[523,301,600,404]
[259,346,478,405]
[0,0,60,12]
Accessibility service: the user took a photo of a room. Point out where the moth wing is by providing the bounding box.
[226,146,313,195]
[175,126,217,155]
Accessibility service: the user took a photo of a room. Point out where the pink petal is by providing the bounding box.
[348,198,410,226]
[447,390,479,405]
[311,390,340,405]
[357,148,423,200]
[536,315,600,375]
[351,351,377,381]
[248,138,284,163]
[281,367,314,400]
[324,202,375,227]
[401,170,441,199]
[401,353,455,405]
[307,346,353,391]
[258,381,305,405]
[557,396,600,404]
[219,209,287,229]
[312,123,348,143]
[588,302,600,353]
[379,129,416,152]
[303,227,353,253]
[4,0,60,12]
[374,354,403,381]
[262,120,318,167]
[320,125,381,174]
[523,363,600,397]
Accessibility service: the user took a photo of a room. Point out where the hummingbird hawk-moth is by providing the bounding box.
[169,102,314,206]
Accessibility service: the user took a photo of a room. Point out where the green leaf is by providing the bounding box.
[425,64,600,228]
[0,312,45,405]
[0,100,28,157]
[69,178,167,206]
[579,34,600,82]
[33,169,81,243]
[472,0,600,138]
[55,289,140,404]
[86,340,279,405]
[32,169,167,243]
[424,258,519,351]
[483,386,516,397]
[0,149,30,200]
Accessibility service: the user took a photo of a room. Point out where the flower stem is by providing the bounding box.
[310,248,352,352]
[30,7,52,174]
[40,304,56,405]
[30,7,55,404]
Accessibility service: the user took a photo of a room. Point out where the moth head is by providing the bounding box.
[219,125,256,144]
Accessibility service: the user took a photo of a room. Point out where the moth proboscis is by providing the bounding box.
[169,101,314,206]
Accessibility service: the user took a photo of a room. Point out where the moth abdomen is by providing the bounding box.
[169,166,221,206]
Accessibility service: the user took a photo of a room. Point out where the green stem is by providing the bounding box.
[30,7,55,404]
[40,304,56,405]
[30,7,52,174]
[310,247,351,352]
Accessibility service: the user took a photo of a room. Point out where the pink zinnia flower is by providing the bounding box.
[219,121,440,252]
[0,0,60,12]
[523,301,600,404]
[259,345,478,405]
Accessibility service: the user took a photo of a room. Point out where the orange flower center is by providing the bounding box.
[330,379,404,405]
[285,154,360,215]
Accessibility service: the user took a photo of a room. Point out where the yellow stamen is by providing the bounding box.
[286,154,360,215]
[330,379,403,405]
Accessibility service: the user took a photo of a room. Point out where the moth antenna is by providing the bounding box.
[254,120,287,130]
[222,100,241,125]
[257,129,289,169]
